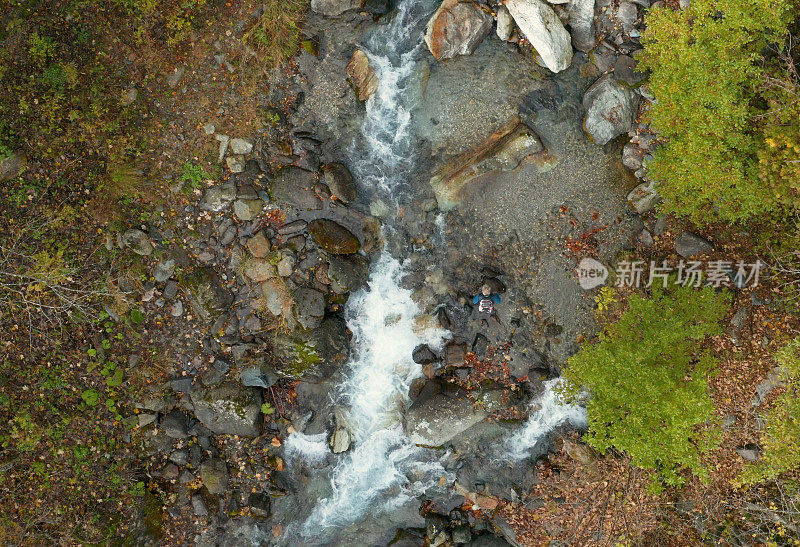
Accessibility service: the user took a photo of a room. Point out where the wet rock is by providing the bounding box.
[431,117,543,210]
[569,0,596,52]
[246,232,271,258]
[424,0,493,61]
[161,410,189,438]
[229,138,253,155]
[627,181,660,213]
[445,342,467,367]
[0,151,26,182]
[308,219,361,254]
[327,254,370,294]
[183,267,232,324]
[346,50,378,102]
[191,382,262,437]
[200,458,229,495]
[310,0,361,17]
[270,316,350,380]
[244,258,278,282]
[293,287,326,330]
[675,231,714,258]
[496,5,515,41]
[234,198,263,221]
[120,229,154,256]
[329,427,352,454]
[201,183,236,212]
[370,199,390,218]
[272,166,320,210]
[248,493,272,519]
[413,344,438,364]
[406,389,502,446]
[321,163,358,203]
[506,0,573,73]
[583,75,639,145]
[452,524,472,544]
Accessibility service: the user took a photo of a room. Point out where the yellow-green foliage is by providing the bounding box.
[738,338,800,485]
[561,282,731,489]
[640,0,797,223]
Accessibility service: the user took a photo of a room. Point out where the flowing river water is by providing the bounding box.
[283,2,586,543]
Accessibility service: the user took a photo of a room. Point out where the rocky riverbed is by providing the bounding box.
[125,0,670,544]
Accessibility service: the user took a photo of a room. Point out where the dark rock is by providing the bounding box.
[270,316,350,381]
[445,342,467,367]
[201,183,236,212]
[472,333,489,358]
[239,362,279,389]
[293,287,325,330]
[192,496,208,516]
[413,344,438,365]
[321,163,358,203]
[327,254,370,294]
[161,410,189,438]
[170,377,194,394]
[182,267,233,325]
[200,458,229,495]
[249,493,272,519]
[675,231,714,257]
[169,449,190,466]
[191,382,262,437]
[613,55,647,86]
[308,219,361,254]
[163,280,179,300]
[272,167,320,210]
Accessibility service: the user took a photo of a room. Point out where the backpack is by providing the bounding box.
[478,296,494,314]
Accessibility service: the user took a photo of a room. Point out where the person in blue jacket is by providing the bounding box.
[473,283,501,326]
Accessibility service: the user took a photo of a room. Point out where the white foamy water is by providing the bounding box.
[506,378,587,460]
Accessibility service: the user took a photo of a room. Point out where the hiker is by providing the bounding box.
[473,283,501,326]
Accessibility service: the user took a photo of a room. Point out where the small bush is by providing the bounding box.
[738,338,800,485]
[243,0,309,69]
[560,281,731,488]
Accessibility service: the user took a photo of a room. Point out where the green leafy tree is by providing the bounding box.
[639,0,796,223]
[561,282,731,488]
[738,338,800,485]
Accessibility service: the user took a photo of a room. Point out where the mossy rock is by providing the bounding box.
[308,219,360,254]
[270,316,349,381]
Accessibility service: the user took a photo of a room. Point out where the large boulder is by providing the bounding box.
[191,382,262,437]
[199,459,229,495]
[405,389,504,446]
[505,0,573,73]
[271,167,320,210]
[568,0,596,52]
[582,74,639,145]
[270,316,350,380]
[346,50,378,102]
[308,219,361,254]
[321,163,358,203]
[424,0,493,61]
[310,0,361,16]
[430,117,544,210]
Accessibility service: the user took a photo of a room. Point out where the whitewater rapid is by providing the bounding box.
[284,0,587,541]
